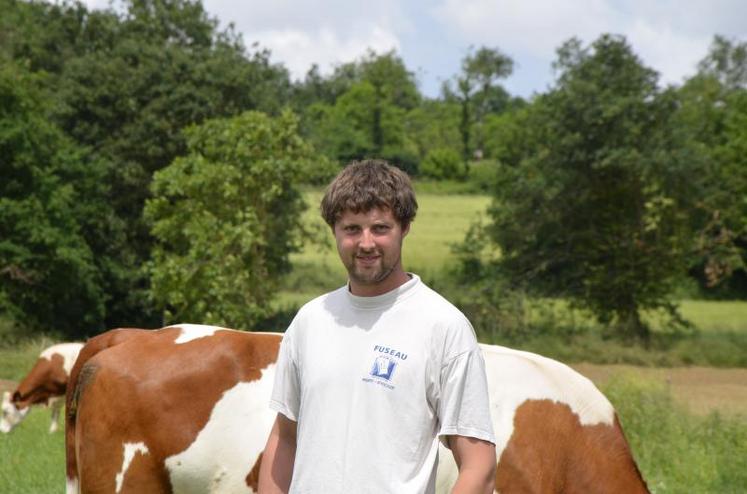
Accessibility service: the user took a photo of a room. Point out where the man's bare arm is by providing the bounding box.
[258,413,297,493]
[448,435,496,494]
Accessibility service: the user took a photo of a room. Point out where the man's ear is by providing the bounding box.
[402,222,410,237]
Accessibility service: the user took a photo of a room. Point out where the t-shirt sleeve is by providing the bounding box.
[437,347,496,447]
[269,320,300,422]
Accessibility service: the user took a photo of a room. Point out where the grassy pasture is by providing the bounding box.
[605,376,747,493]
[677,300,747,333]
[0,408,64,493]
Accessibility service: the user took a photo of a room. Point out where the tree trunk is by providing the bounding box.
[616,305,650,342]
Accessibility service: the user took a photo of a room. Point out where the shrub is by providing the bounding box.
[419,148,463,180]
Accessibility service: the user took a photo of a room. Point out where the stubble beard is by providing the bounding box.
[347,252,400,286]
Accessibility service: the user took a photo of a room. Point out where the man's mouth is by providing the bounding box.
[356,254,380,265]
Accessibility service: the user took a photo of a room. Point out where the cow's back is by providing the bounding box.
[67,325,281,494]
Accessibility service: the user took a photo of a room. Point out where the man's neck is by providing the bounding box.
[349,269,411,297]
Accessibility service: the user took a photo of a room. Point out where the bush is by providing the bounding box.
[465,159,500,192]
[419,148,463,180]
[145,110,318,329]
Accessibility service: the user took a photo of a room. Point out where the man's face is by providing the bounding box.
[334,207,410,295]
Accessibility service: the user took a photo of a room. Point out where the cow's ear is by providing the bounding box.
[12,391,21,403]
[1,391,9,404]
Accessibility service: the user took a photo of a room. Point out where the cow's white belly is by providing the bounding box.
[164,364,277,494]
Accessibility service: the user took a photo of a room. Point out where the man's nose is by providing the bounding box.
[359,229,375,249]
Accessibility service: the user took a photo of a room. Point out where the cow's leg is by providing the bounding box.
[49,396,62,433]
[115,443,171,494]
[77,367,171,494]
[79,435,171,491]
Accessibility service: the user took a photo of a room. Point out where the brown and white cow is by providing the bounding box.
[1,342,83,433]
[66,324,649,494]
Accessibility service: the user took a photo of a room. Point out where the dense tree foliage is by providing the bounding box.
[302,50,421,173]
[1,0,745,340]
[483,35,699,338]
[443,47,516,166]
[2,0,293,330]
[0,64,111,337]
[676,37,747,297]
[57,0,291,326]
[145,110,314,327]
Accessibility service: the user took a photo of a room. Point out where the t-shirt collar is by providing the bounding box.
[346,273,420,310]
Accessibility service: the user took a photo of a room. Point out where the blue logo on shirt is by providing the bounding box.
[370,356,397,381]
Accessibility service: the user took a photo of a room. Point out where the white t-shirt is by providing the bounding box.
[270,274,495,494]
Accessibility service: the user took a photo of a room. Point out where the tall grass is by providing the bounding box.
[606,376,747,493]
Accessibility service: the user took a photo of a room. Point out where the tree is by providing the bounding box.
[697,35,747,91]
[301,50,421,173]
[677,36,747,296]
[2,0,293,327]
[0,63,111,337]
[485,35,697,339]
[144,110,315,328]
[419,148,463,180]
[404,99,462,164]
[443,47,514,167]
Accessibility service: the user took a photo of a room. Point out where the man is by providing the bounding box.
[259,160,496,493]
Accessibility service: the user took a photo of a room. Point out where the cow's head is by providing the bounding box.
[1,390,30,433]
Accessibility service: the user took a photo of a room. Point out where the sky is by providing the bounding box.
[82,0,746,99]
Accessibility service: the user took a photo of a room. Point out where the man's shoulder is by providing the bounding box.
[411,279,468,324]
[416,284,480,363]
[295,285,348,318]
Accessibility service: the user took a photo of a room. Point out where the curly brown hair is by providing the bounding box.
[320,160,418,228]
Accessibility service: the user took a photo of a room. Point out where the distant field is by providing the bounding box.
[293,187,491,271]
[0,338,56,382]
[519,298,747,335]
[574,364,747,417]
[677,300,747,333]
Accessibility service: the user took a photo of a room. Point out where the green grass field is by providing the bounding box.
[0,410,64,493]
[677,300,747,333]
[605,376,747,493]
